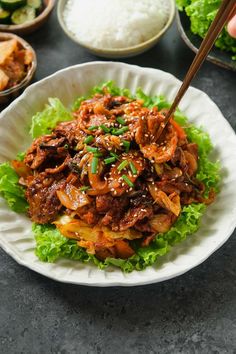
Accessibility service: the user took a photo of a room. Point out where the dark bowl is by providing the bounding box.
[0,0,55,35]
[0,32,37,106]
[176,10,236,72]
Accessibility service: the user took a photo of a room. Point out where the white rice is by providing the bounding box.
[63,0,170,49]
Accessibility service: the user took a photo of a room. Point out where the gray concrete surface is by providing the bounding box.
[0,7,236,354]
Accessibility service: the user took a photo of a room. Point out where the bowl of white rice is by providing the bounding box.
[57,0,175,58]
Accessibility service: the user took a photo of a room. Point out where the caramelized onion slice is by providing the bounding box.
[149,213,173,233]
[148,183,181,216]
[56,184,91,210]
[11,160,32,178]
[87,155,109,195]
[54,216,142,242]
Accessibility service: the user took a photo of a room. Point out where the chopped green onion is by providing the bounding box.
[118,160,129,171]
[93,152,103,158]
[129,161,137,175]
[64,144,69,149]
[122,140,130,153]
[112,126,129,136]
[110,152,119,160]
[80,186,90,191]
[104,156,116,165]
[88,125,98,131]
[91,157,99,174]
[122,175,134,188]
[100,124,110,133]
[84,135,94,144]
[116,117,126,125]
[86,146,98,153]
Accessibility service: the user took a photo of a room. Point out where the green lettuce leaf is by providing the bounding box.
[16,151,26,162]
[30,98,73,139]
[177,0,236,57]
[92,80,133,98]
[136,88,170,110]
[33,223,105,268]
[0,163,28,213]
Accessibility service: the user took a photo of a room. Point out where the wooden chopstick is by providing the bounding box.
[156,0,236,140]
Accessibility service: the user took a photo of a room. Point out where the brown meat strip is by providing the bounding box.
[25,173,65,224]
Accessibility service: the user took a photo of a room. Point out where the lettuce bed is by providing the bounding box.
[0,82,221,272]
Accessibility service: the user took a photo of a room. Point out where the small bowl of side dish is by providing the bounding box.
[57,0,176,58]
[0,32,37,105]
[0,0,55,35]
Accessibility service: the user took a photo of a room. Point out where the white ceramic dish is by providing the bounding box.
[0,62,236,287]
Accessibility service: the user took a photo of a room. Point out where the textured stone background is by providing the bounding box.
[0,8,236,354]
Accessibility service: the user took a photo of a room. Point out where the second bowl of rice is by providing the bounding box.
[57,0,176,58]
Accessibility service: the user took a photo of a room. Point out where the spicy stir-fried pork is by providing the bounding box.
[13,93,215,260]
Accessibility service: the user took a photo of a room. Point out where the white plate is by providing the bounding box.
[0,62,236,287]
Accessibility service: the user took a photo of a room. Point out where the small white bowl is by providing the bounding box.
[57,0,176,58]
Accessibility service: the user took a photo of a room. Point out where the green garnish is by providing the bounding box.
[93,152,103,158]
[118,160,129,171]
[122,175,134,188]
[88,125,98,131]
[80,186,90,192]
[122,140,130,153]
[84,135,94,144]
[116,117,126,125]
[129,161,137,175]
[91,157,99,174]
[110,152,119,160]
[86,146,98,153]
[112,126,129,136]
[104,157,116,165]
[100,124,110,133]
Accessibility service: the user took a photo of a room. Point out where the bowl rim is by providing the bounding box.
[0,32,37,97]
[0,0,56,31]
[57,0,176,54]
